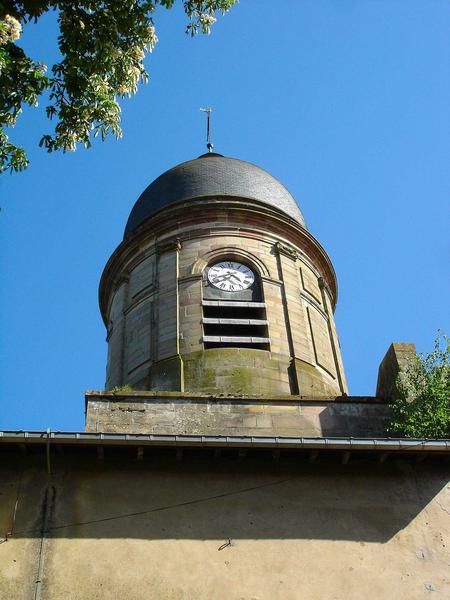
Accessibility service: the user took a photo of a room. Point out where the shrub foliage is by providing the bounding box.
[388,333,450,438]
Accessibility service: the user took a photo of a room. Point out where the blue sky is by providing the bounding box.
[1,0,449,431]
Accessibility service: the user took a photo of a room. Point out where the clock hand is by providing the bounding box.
[229,274,244,283]
[212,274,228,281]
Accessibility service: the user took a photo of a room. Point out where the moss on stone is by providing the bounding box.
[182,348,292,395]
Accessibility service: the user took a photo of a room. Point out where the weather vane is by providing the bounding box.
[200,107,213,152]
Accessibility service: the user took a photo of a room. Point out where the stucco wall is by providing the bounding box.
[1,452,449,600]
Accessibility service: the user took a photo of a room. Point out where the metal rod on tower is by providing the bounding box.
[200,107,213,152]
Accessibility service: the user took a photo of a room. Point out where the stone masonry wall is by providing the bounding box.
[101,202,348,398]
[85,392,390,437]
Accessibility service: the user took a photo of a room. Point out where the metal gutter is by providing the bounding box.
[0,431,449,453]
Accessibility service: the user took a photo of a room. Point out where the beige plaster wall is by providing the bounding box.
[1,455,449,600]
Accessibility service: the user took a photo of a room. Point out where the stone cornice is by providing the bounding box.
[85,390,389,404]
[99,199,339,326]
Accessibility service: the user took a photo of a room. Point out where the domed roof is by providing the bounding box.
[124,153,306,238]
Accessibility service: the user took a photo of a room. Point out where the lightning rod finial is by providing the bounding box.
[200,107,213,152]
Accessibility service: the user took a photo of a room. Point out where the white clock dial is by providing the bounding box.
[208,261,255,292]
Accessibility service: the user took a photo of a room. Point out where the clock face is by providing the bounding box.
[207,261,255,292]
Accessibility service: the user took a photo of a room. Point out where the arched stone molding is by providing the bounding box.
[191,246,270,278]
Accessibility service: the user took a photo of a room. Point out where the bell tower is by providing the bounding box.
[98,152,347,399]
[85,152,358,435]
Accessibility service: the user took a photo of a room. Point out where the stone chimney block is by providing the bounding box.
[376,343,417,400]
